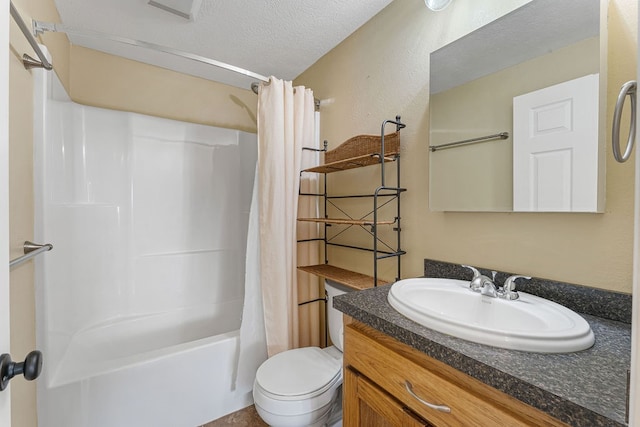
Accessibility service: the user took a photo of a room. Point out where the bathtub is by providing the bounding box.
[38,301,252,427]
[50,301,242,387]
[33,61,262,427]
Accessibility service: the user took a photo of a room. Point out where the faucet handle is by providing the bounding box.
[504,275,531,290]
[461,265,480,279]
[501,275,531,300]
[461,265,485,292]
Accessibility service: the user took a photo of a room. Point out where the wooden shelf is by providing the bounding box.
[303,154,397,174]
[297,217,396,226]
[303,131,400,174]
[297,264,389,290]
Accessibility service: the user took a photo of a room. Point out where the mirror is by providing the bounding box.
[429,0,603,212]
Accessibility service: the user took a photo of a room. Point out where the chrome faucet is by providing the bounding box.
[501,275,531,300]
[462,265,530,301]
[462,265,498,297]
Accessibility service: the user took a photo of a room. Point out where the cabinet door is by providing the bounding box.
[344,367,431,427]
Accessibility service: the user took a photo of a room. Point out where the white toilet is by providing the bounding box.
[253,280,347,427]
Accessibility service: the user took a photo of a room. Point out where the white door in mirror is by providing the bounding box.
[513,74,601,212]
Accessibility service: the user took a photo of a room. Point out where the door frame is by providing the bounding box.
[1,0,13,424]
[630,3,640,424]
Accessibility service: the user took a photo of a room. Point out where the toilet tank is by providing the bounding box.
[325,280,349,352]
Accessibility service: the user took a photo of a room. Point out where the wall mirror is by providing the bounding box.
[428,0,603,212]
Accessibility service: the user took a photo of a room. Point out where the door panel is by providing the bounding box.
[513,74,599,212]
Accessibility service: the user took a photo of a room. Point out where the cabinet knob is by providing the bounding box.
[0,350,43,391]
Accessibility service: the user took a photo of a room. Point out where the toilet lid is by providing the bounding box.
[255,347,341,398]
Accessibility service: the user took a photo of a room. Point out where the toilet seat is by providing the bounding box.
[255,347,342,400]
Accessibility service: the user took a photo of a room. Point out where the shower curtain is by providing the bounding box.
[235,77,315,392]
[256,77,316,356]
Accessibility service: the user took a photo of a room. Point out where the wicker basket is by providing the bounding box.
[324,132,400,163]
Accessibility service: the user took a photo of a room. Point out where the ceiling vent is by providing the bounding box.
[148,0,202,21]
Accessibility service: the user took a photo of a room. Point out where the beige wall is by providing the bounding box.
[9,1,70,426]
[296,0,638,293]
[69,46,257,133]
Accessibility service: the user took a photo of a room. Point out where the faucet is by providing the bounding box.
[462,265,499,297]
[461,265,530,301]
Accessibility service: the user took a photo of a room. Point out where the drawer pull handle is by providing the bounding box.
[405,381,451,413]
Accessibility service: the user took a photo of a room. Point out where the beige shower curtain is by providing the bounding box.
[257,77,316,356]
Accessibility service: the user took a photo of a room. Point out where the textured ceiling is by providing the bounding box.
[52,0,394,90]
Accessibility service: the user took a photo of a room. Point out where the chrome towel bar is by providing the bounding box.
[10,241,53,269]
[429,131,509,152]
[612,80,637,163]
[9,2,53,70]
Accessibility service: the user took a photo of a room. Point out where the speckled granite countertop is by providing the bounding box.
[334,284,631,427]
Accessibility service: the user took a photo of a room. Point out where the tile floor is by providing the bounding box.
[201,405,267,426]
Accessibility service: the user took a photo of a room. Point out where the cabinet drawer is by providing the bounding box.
[345,367,432,426]
[344,323,567,427]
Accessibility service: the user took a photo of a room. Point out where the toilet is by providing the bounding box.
[253,280,347,427]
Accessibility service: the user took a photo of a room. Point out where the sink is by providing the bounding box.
[387,278,594,353]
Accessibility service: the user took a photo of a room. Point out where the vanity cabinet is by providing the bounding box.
[345,367,431,426]
[343,321,569,427]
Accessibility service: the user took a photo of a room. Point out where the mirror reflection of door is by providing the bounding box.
[428,0,601,212]
[513,74,601,212]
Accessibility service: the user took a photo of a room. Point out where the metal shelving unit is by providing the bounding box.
[297,116,406,290]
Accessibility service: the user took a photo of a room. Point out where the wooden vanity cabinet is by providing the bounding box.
[345,367,431,426]
[343,321,569,427]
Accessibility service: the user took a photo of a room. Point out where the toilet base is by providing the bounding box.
[254,385,342,427]
[254,401,332,427]
[325,387,343,427]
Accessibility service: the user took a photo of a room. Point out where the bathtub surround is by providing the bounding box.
[256,77,316,356]
[33,68,260,426]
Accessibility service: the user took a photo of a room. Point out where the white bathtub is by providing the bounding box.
[39,301,252,427]
[50,301,242,387]
[33,63,262,427]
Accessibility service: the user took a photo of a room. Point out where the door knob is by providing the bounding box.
[0,350,43,391]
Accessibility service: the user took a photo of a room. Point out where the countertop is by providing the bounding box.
[334,284,631,427]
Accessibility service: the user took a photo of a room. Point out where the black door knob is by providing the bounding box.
[0,350,43,391]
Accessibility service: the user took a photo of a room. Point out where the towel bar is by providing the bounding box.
[9,241,53,269]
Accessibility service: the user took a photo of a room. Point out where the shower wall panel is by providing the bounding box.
[38,76,257,386]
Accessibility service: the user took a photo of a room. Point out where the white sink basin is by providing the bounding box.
[387,278,595,353]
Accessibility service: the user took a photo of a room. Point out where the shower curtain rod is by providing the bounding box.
[10,2,53,70]
[32,20,270,83]
[30,20,320,107]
